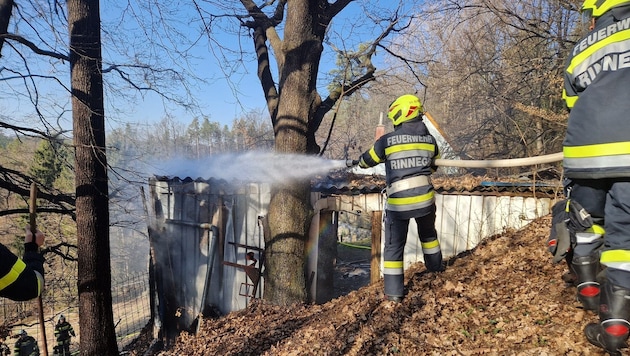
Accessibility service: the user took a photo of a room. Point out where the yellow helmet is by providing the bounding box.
[582,0,630,18]
[387,94,423,126]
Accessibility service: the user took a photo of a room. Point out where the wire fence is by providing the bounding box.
[112,272,151,348]
[0,271,151,354]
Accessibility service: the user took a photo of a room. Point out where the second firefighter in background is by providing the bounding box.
[349,94,444,302]
[53,315,75,356]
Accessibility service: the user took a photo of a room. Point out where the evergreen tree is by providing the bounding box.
[29,138,67,188]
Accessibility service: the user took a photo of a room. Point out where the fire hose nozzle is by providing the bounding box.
[345,159,359,167]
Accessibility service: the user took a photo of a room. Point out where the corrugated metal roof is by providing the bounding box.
[155,167,563,199]
[311,169,563,198]
[311,172,385,195]
[151,175,270,195]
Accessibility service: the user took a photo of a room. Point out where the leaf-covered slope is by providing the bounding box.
[135,216,605,355]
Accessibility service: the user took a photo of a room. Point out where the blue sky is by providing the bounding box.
[0,1,413,133]
[114,0,391,128]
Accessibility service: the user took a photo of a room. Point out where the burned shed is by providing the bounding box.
[147,169,562,343]
[148,176,269,341]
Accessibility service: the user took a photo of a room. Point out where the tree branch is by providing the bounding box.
[0,164,76,213]
[240,0,287,126]
[0,33,68,61]
[313,12,402,134]
[325,0,353,20]
[0,122,51,138]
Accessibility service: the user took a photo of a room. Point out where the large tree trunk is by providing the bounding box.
[0,0,14,56]
[263,0,325,305]
[69,0,118,354]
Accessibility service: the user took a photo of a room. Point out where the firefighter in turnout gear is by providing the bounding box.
[54,315,75,356]
[13,330,39,356]
[557,0,630,354]
[349,94,444,302]
[0,227,45,302]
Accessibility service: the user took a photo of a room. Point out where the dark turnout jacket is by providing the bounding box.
[13,335,39,356]
[0,242,44,301]
[562,5,630,178]
[55,321,75,343]
[358,118,439,220]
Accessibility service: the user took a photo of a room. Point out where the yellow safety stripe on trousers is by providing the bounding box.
[383,260,404,275]
[0,259,26,291]
[562,89,578,109]
[388,190,435,206]
[566,29,630,75]
[564,142,630,158]
[385,142,435,155]
[421,239,441,254]
[601,250,630,271]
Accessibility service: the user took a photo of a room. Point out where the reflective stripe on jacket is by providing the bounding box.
[0,243,44,301]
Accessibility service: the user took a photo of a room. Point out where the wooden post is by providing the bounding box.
[370,211,382,284]
[30,183,48,356]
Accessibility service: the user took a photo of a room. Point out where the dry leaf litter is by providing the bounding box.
[125,215,609,356]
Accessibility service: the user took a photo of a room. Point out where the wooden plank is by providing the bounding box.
[370,211,382,284]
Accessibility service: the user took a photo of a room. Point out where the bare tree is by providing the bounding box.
[189,0,410,305]
[68,0,118,353]
[390,0,582,165]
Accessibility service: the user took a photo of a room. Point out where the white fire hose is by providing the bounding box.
[344,152,563,170]
[434,152,563,168]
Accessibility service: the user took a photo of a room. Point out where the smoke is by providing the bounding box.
[145,151,349,321]
[151,151,347,183]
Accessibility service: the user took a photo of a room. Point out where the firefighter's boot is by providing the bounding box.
[424,250,444,272]
[572,254,601,311]
[383,273,404,301]
[584,281,630,356]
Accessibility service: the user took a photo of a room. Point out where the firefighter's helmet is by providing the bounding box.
[582,0,630,18]
[59,315,65,322]
[387,94,423,126]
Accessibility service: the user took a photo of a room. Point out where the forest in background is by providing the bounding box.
[0,111,279,280]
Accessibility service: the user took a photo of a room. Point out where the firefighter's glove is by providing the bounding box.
[549,219,571,264]
[345,159,359,168]
[547,199,593,264]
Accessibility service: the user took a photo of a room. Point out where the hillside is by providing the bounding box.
[127,215,607,355]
